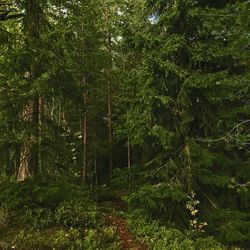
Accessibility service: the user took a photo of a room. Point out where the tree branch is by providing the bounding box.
[0,12,23,21]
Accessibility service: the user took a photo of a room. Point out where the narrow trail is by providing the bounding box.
[101,202,148,250]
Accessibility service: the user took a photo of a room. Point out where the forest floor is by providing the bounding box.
[101,201,148,250]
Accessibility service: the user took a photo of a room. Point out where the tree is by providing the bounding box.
[115,0,250,243]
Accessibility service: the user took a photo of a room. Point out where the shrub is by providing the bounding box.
[0,178,90,209]
[92,186,119,202]
[126,213,225,250]
[124,184,187,211]
[55,200,102,228]
[209,209,250,244]
[20,207,54,229]
[0,204,9,232]
[7,228,82,250]
[2,227,120,250]
[83,226,121,250]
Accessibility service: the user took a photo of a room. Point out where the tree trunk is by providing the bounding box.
[105,2,113,177]
[128,136,131,193]
[31,97,39,175]
[18,0,40,181]
[184,144,192,193]
[18,102,33,181]
[82,77,88,183]
[18,143,31,181]
[108,81,113,177]
[94,152,98,186]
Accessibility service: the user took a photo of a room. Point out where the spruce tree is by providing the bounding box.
[116,0,250,244]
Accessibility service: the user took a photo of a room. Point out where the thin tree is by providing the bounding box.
[105,1,113,178]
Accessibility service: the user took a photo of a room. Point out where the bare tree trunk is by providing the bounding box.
[105,2,113,177]
[18,143,31,181]
[18,102,33,181]
[82,77,88,183]
[31,97,39,175]
[184,144,192,193]
[107,81,113,177]
[94,152,98,186]
[38,97,44,171]
[128,136,131,193]
[18,0,40,181]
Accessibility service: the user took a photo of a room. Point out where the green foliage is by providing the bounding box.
[20,207,53,229]
[126,212,225,250]
[0,204,9,232]
[0,180,121,250]
[124,184,186,214]
[210,209,250,244]
[0,178,89,209]
[83,226,121,250]
[1,224,121,250]
[0,0,249,248]
[111,165,145,189]
[6,228,82,250]
[92,186,120,202]
[55,200,101,228]
[116,0,250,246]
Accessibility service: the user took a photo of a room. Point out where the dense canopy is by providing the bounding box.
[0,0,249,249]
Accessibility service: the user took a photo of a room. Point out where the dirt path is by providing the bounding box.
[101,202,148,250]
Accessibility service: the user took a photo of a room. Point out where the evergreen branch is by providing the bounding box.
[0,12,23,21]
[198,9,250,17]
[231,181,250,188]
[199,188,217,209]
[196,120,250,143]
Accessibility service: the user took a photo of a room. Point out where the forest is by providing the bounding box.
[0,0,249,249]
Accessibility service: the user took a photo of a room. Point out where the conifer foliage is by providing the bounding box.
[0,0,249,248]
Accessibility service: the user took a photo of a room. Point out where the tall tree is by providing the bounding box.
[115,0,250,243]
[104,1,114,178]
[18,0,40,180]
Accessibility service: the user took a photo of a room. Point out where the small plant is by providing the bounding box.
[55,200,102,228]
[21,207,53,228]
[125,211,224,250]
[9,228,83,250]
[52,228,82,249]
[83,226,121,250]
[185,191,207,234]
[0,204,9,232]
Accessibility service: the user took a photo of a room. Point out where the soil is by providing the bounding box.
[102,202,148,250]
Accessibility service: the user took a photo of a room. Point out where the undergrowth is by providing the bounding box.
[0,177,121,250]
[125,211,225,250]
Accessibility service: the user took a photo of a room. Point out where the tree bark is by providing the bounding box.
[128,136,131,193]
[94,152,98,186]
[82,77,88,183]
[18,102,33,181]
[105,2,113,177]
[107,80,113,177]
[184,144,192,193]
[17,0,40,181]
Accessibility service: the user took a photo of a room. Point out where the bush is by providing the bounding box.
[209,209,250,244]
[55,200,102,228]
[1,226,120,250]
[126,213,225,250]
[6,228,82,250]
[0,179,122,250]
[0,178,90,209]
[0,204,9,232]
[92,186,120,202]
[124,184,187,213]
[20,207,54,229]
[83,226,121,250]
